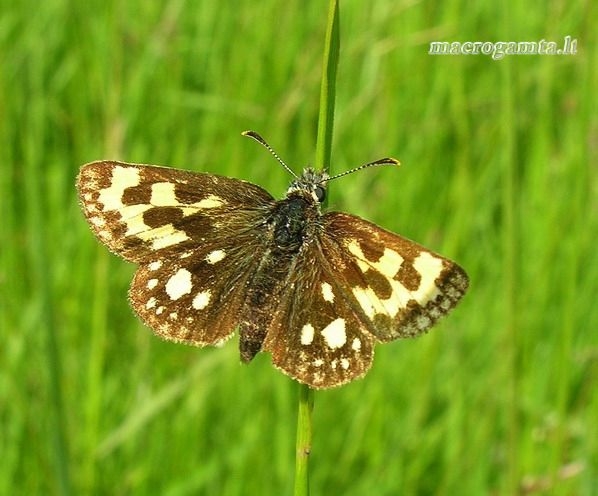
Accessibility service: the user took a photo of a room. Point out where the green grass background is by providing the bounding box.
[1,1,596,494]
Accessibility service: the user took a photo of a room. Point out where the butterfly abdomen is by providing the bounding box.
[238,248,294,362]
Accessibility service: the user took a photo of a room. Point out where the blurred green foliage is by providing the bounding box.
[0,1,595,494]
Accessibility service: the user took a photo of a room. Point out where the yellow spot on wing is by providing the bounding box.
[192,290,211,310]
[346,239,445,319]
[206,250,226,264]
[353,286,393,319]
[375,248,404,278]
[412,252,444,300]
[98,166,140,210]
[346,240,404,278]
[136,225,189,250]
[148,260,162,271]
[165,268,193,300]
[321,318,346,349]
[300,324,315,345]
[321,282,334,302]
[122,205,152,235]
[191,194,224,209]
[150,182,178,206]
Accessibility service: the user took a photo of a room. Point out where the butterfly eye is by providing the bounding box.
[314,186,326,202]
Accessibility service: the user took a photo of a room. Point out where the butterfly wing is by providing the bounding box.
[77,161,276,345]
[77,161,275,262]
[263,242,376,389]
[129,234,267,346]
[263,211,468,389]
[321,212,469,342]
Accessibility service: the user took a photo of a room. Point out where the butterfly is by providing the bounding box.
[76,131,469,388]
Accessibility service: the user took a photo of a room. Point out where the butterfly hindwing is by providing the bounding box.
[263,244,375,389]
[129,235,266,346]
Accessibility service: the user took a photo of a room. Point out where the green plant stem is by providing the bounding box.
[294,384,314,496]
[315,0,340,173]
[294,1,339,496]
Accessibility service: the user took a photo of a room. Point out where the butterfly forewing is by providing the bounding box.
[77,161,275,262]
[321,213,469,342]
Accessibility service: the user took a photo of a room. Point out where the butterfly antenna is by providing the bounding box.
[325,157,401,182]
[242,130,299,179]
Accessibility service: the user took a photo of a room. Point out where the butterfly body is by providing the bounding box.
[238,181,322,362]
[77,154,468,389]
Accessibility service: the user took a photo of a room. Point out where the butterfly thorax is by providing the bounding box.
[269,167,327,251]
[270,193,318,252]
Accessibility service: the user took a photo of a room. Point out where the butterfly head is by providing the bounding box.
[242,130,400,205]
[287,168,329,203]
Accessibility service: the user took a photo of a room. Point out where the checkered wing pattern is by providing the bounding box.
[263,212,468,388]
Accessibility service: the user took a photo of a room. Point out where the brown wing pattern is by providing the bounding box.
[77,161,274,262]
[320,212,469,342]
[129,233,267,346]
[263,244,376,389]
[78,161,468,389]
[263,211,468,389]
[77,161,275,346]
